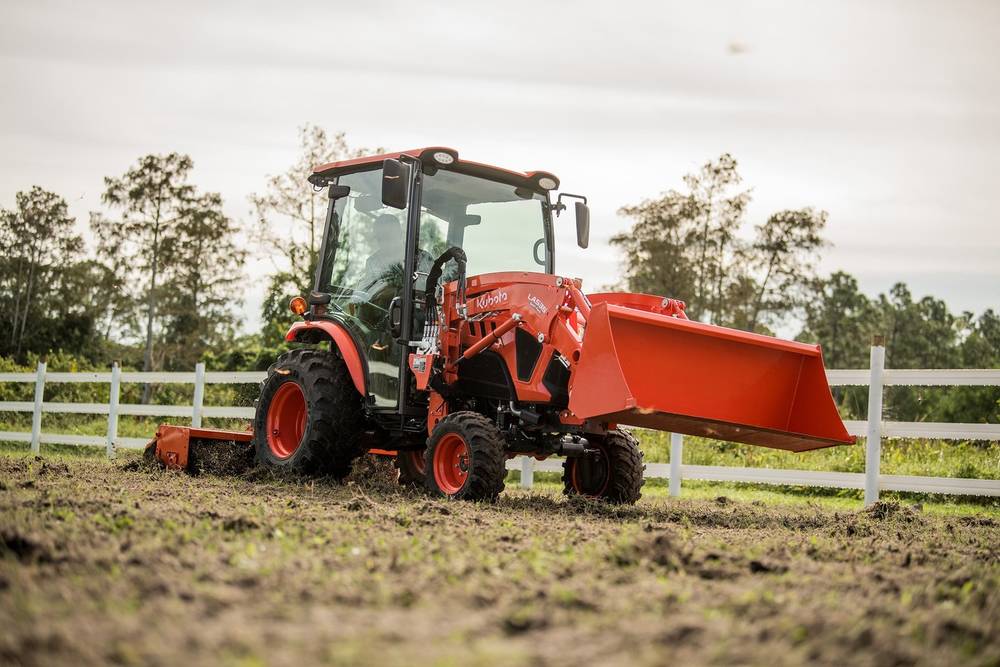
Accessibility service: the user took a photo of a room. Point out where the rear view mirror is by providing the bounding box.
[382,158,410,209]
[575,201,590,249]
[328,184,351,201]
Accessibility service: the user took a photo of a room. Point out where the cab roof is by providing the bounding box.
[309,147,559,192]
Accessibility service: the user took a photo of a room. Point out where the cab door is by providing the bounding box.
[315,166,409,410]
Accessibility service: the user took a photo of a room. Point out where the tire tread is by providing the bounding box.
[253,348,365,478]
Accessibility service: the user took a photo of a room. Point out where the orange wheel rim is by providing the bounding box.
[433,433,470,494]
[571,448,610,496]
[266,382,307,459]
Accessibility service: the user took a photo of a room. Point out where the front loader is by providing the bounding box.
[146,147,854,504]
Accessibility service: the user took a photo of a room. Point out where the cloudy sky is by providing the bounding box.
[2,0,997,332]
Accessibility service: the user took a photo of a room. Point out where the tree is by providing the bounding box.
[615,155,836,333]
[613,154,751,324]
[798,271,875,369]
[877,284,959,371]
[870,284,962,423]
[961,309,1000,369]
[0,187,84,358]
[684,154,752,324]
[91,154,242,398]
[797,271,877,419]
[62,259,128,344]
[613,188,699,307]
[747,208,829,331]
[940,309,1000,424]
[250,126,381,339]
[160,192,247,367]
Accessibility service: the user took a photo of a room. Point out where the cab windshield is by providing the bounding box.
[313,166,551,409]
[418,169,551,278]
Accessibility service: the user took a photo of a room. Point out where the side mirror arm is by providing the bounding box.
[553,193,590,248]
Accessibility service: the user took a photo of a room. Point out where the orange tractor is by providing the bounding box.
[147,147,854,503]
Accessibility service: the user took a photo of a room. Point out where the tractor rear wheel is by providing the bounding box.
[563,430,644,504]
[253,349,365,478]
[395,449,427,487]
[424,412,506,501]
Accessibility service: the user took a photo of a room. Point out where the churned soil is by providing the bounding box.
[1,453,998,666]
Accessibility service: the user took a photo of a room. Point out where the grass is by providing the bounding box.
[0,413,248,440]
[4,440,998,519]
[1,452,998,666]
[637,430,1000,480]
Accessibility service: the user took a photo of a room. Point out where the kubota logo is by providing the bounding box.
[475,290,509,310]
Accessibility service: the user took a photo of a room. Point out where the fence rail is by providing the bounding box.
[2,349,999,502]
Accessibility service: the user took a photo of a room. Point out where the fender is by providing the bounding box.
[285,320,367,397]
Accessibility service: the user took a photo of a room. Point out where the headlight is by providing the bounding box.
[289,296,308,316]
[537,177,557,191]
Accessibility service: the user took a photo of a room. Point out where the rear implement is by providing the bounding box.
[145,425,254,474]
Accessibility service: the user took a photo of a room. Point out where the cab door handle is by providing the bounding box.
[389,296,402,338]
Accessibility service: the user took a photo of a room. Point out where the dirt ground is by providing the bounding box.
[1,453,998,667]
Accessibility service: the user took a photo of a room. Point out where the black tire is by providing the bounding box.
[253,348,365,478]
[395,449,427,487]
[562,430,644,504]
[424,412,506,501]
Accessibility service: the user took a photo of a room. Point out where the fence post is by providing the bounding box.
[30,360,46,454]
[106,362,121,459]
[520,456,534,489]
[864,337,886,506]
[191,362,206,428]
[669,432,683,497]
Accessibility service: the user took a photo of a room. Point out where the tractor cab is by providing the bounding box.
[305,148,588,417]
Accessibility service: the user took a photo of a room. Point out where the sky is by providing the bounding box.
[1,0,997,334]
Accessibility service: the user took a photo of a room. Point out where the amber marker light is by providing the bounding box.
[289,296,308,316]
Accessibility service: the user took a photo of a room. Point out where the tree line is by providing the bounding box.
[0,127,370,375]
[1,135,997,421]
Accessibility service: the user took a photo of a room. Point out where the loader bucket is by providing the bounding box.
[568,302,855,452]
[145,424,255,473]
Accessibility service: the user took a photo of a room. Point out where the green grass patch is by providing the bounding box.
[0,413,249,440]
[637,430,1000,479]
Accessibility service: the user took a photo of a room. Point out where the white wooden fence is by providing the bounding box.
[2,345,999,504]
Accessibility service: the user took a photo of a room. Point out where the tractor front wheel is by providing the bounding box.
[253,349,365,478]
[563,430,644,504]
[424,412,506,501]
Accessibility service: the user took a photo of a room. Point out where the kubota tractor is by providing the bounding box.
[146,147,854,504]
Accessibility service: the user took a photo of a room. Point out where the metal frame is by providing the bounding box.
[396,156,424,416]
